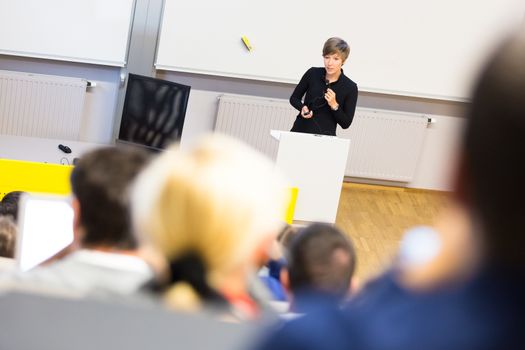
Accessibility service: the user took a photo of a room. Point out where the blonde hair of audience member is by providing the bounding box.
[131,133,288,315]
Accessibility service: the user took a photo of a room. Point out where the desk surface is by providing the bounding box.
[0,135,106,165]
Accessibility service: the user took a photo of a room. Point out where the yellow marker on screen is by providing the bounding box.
[241,35,253,51]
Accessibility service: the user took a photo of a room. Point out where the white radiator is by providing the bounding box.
[215,94,428,182]
[337,109,428,181]
[0,70,87,140]
[215,95,295,160]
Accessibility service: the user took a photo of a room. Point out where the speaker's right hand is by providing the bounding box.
[301,106,313,119]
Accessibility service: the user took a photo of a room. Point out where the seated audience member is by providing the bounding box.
[0,147,155,298]
[0,216,17,259]
[131,134,288,320]
[0,191,25,223]
[0,192,24,270]
[269,224,298,281]
[283,223,357,315]
[255,30,525,350]
[259,224,298,303]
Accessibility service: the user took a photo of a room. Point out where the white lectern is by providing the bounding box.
[271,130,350,223]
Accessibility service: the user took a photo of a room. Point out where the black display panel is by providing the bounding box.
[117,74,190,151]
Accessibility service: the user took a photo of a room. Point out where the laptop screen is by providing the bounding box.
[16,194,74,271]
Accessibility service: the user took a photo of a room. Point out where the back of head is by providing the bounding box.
[131,134,288,301]
[0,216,17,258]
[288,223,356,299]
[70,146,151,250]
[0,191,25,223]
[462,30,525,268]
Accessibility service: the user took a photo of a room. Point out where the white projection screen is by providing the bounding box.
[156,0,524,101]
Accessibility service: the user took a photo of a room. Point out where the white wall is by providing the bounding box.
[179,89,220,150]
[0,0,467,191]
[410,115,465,191]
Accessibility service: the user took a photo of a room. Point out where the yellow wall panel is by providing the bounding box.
[0,159,73,199]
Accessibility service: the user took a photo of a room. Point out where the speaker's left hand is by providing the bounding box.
[324,88,338,109]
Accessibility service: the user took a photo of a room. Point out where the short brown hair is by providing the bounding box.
[288,223,356,299]
[323,37,350,62]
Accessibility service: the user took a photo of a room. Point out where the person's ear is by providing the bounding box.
[71,197,84,243]
[280,268,289,290]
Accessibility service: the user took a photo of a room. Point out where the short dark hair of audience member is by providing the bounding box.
[460,31,525,270]
[0,191,25,223]
[70,146,151,250]
[0,216,17,258]
[287,223,356,300]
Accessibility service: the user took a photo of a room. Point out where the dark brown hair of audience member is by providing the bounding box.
[287,223,356,299]
[0,191,25,223]
[461,31,525,270]
[70,146,151,250]
[0,216,17,258]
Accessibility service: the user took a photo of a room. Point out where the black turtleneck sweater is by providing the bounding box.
[290,67,358,136]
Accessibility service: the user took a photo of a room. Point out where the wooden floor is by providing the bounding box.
[335,182,449,283]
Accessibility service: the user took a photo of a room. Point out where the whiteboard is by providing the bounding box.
[0,0,135,67]
[155,0,524,101]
